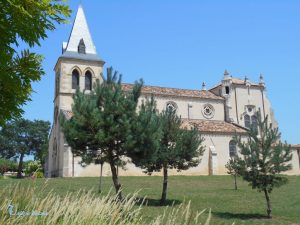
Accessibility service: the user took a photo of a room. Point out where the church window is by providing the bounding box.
[244,114,251,128]
[202,104,215,119]
[229,140,237,157]
[166,101,177,112]
[78,38,86,54]
[297,149,300,169]
[54,106,58,123]
[85,71,92,90]
[251,115,258,131]
[55,72,60,96]
[225,86,230,94]
[72,69,79,89]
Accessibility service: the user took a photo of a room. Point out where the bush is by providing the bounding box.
[33,171,44,178]
[24,160,42,176]
[0,159,18,175]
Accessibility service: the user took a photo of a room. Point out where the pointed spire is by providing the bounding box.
[244,76,248,83]
[202,82,206,91]
[259,74,265,86]
[223,69,230,80]
[64,4,97,55]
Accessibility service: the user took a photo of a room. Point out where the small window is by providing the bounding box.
[85,71,92,90]
[72,69,79,89]
[166,101,177,112]
[78,38,86,54]
[244,114,251,128]
[225,86,230,94]
[229,140,237,157]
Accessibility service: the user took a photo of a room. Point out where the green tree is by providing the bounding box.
[0,119,50,178]
[133,109,205,205]
[0,159,18,175]
[235,114,292,218]
[225,157,242,190]
[60,67,161,200]
[0,0,71,125]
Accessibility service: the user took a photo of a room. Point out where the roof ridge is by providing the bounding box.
[122,82,211,92]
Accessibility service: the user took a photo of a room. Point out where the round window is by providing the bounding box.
[166,101,177,112]
[202,104,215,119]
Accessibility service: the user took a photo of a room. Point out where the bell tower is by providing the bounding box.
[48,4,105,177]
[221,70,234,122]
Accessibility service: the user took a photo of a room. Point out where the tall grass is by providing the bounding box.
[0,181,211,224]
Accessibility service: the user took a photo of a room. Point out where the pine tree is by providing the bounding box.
[132,108,205,205]
[235,113,292,218]
[225,157,242,190]
[60,67,160,200]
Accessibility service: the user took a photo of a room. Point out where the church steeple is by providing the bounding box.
[62,4,99,58]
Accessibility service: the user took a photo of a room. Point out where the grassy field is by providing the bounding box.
[0,175,299,224]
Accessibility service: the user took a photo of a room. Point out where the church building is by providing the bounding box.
[46,5,300,177]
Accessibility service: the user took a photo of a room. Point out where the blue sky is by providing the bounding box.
[22,0,300,144]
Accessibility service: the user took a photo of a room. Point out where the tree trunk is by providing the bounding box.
[17,153,24,178]
[98,162,103,193]
[160,164,168,205]
[110,162,122,201]
[234,174,237,190]
[263,189,272,218]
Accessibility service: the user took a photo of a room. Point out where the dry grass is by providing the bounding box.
[0,182,210,225]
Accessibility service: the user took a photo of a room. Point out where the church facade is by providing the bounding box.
[46,5,300,177]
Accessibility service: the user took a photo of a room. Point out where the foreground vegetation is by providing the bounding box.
[0,176,299,224]
[0,183,210,225]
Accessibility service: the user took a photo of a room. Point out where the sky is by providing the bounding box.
[22,0,300,144]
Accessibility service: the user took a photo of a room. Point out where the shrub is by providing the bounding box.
[0,159,18,175]
[33,171,44,178]
[24,160,42,176]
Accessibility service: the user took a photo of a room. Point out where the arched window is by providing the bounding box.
[166,101,177,112]
[244,114,250,128]
[251,115,258,131]
[229,140,237,158]
[72,69,79,89]
[85,71,92,90]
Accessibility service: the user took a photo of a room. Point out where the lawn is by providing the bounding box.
[0,175,299,224]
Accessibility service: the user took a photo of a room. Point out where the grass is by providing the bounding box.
[0,175,300,224]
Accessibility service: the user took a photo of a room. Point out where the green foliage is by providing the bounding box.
[225,157,243,190]
[234,113,292,218]
[24,160,43,176]
[0,119,50,177]
[0,159,18,175]
[60,67,161,199]
[134,109,204,174]
[131,108,205,204]
[0,0,71,124]
[34,171,44,178]
[235,114,292,192]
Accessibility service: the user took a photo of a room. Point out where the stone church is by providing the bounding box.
[46,5,300,177]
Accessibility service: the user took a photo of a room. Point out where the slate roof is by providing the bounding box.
[182,119,248,134]
[122,84,224,100]
[60,51,104,63]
